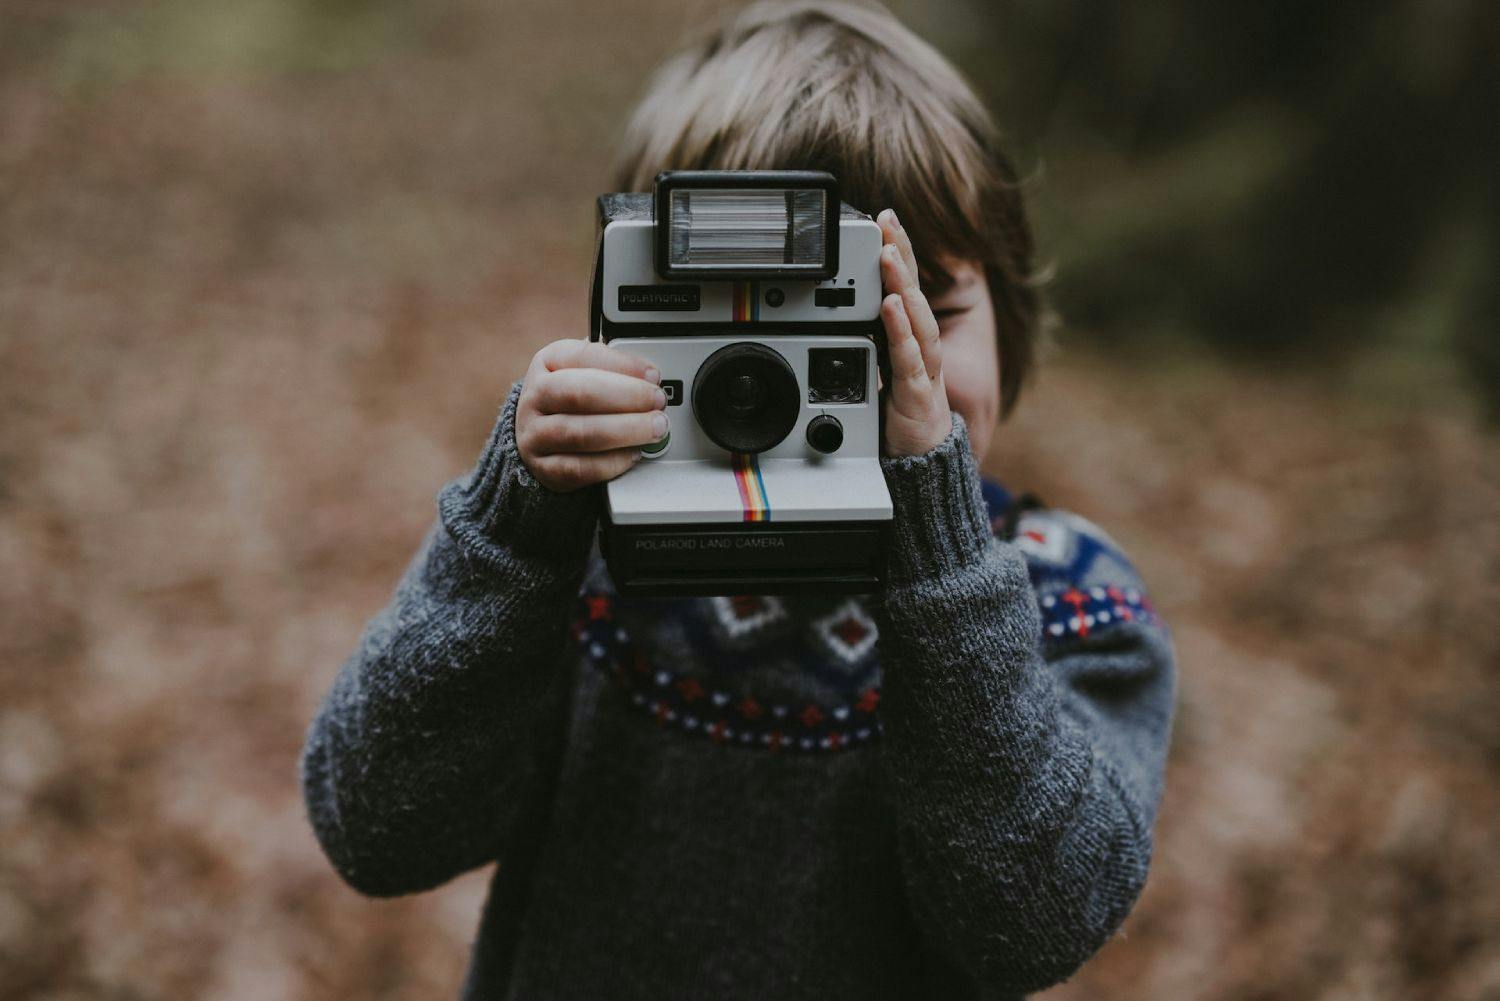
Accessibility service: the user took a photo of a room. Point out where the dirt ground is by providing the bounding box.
[3,2,1498,999]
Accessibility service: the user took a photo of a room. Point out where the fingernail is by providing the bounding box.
[890,210,902,231]
[651,411,669,437]
[654,387,668,409]
[644,366,661,384]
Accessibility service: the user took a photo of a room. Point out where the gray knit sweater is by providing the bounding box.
[300,382,1176,1000]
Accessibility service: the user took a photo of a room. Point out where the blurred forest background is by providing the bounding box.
[2,0,1497,998]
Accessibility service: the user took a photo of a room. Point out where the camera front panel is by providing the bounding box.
[603,333,890,529]
[606,334,880,464]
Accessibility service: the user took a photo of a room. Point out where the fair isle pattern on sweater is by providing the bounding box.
[572,480,1163,754]
[573,593,885,753]
[1013,506,1163,642]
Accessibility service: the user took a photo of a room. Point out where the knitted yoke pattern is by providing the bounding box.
[301,381,1176,1000]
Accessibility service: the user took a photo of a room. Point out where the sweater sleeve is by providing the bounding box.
[873,412,1176,995]
[299,379,599,897]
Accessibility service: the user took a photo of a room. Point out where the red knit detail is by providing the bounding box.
[831,615,870,648]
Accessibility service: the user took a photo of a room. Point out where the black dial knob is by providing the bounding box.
[806,414,844,454]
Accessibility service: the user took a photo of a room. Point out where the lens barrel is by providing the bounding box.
[692,343,801,454]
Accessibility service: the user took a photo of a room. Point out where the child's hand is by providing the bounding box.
[876,209,953,457]
[515,339,668,492]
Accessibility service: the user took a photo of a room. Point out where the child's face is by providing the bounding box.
[929,258,1001,463]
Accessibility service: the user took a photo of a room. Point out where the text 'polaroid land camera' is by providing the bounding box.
[591,171,893,596]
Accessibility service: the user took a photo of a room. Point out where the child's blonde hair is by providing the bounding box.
[611,0,1045,418]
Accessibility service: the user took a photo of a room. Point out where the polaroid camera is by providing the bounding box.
[590,170,892,596]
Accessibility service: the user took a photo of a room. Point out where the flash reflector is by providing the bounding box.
[654,170,839,281]
[669,189,826,267]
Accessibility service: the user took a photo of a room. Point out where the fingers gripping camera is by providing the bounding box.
[592,171,893,596]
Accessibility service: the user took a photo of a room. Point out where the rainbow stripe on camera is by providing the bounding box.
[727,282,766,519]
[732,453,771,521]
[731,281,760,323]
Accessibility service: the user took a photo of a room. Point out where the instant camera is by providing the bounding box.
[590,170,893,596]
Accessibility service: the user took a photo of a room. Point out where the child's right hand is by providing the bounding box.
[515,339,668,493]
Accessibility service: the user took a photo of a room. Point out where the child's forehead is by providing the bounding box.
[936,257,982,285]
[920,254,983,295]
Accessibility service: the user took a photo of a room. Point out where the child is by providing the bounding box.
[301,3,1176,998]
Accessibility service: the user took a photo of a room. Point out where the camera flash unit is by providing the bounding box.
[654,171,840,281]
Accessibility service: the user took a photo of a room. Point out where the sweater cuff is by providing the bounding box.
[880,411,994,584]
[437,379,599,566]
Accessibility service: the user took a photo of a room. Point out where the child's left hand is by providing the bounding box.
[876,209,953,457]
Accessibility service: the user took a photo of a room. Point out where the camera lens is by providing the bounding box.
[727,373,765,417]
[808,347,867,404]
[693,343,801,454]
